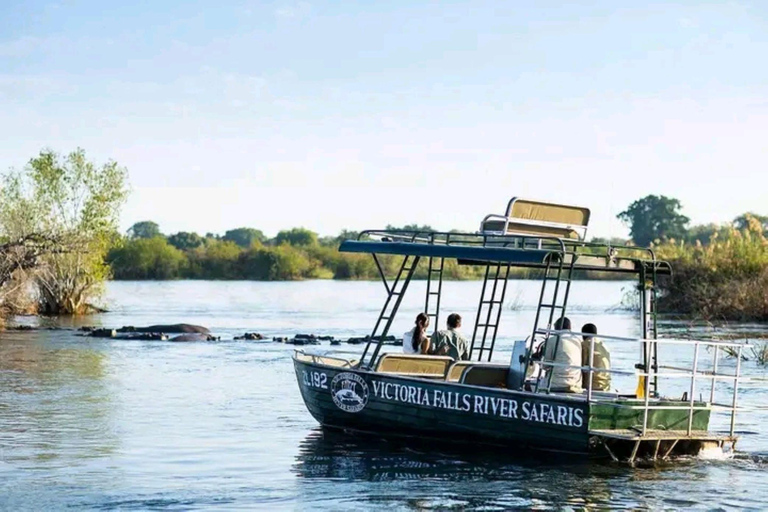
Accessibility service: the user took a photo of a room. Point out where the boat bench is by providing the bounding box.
[375,354,454,378]
[294,352,358,368]
[480,197,590,241]
[446,362,510,388]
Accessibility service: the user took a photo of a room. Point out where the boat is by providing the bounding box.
[292,197,746,462]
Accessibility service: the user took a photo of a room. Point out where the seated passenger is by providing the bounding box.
[431,313,469,361]
[581,323,611,391]
[403,313,430,354]
[543,317,582,393]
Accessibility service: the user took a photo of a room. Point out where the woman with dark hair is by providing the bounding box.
[403,313,430,354]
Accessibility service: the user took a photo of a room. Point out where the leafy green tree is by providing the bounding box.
[733,213,768,231]
[238,245,314,280]
[274,227,318,246]
[590,237,630,246]
[128,221,161,239]
[683,223,721,244]
[385,224,435,233]
[108,237,187,279]
[0,148,129,314]
[617,195,689,247]
[187,239,242,279]
[167,231,204,250]
[223,227,266,248]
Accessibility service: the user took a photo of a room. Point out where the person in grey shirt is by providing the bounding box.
[432,313,469,360]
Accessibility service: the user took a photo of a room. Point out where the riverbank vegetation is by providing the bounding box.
[0,149,128,317]
[618,195,768,321]
[654,216,768,321]
[106,226,492,281]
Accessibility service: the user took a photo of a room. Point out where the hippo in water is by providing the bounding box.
[118,324,211,334]
[170,333,219,342]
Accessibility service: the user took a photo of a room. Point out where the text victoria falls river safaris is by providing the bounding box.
[370,380,584,428]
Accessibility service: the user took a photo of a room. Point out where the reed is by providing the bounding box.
[655,215,768,322]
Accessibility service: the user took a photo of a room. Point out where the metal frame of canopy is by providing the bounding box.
[340,228,671,388]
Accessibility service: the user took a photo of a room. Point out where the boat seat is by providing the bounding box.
[294,352,358,368]
[446,361,475,381]
[460,364,510,388]
[375,354,454,378]
[480,197,590,241]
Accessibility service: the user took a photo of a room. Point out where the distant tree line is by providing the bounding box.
[106,223,490,281]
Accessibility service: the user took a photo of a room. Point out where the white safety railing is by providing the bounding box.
[534,329,746,437]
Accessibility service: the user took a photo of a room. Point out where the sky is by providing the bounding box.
[0,1,766,239]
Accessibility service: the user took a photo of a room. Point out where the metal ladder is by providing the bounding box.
[524,250,576,392]
[469,263,512,362]
[642,262,660,397]
[424,256,444,335]
[359,254,421,369]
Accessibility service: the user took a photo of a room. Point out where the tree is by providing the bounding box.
[590,236,630,246]
[617,195,689,247]
[223,227,266,248]
[385,224,435,233]
[128,221,161,239]
[274,227,318,246]
[107,237,187,279]
[167,231,204,250]
[733,213,768,232]
[683,223,721,244]
[0,148,129,314]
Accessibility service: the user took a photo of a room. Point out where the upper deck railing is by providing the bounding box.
[342,229,671,275]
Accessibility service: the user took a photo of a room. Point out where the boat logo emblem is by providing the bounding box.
[330,372,369,413]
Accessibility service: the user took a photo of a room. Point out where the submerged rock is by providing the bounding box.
[345,335,400,345]
[234,332,265,340]
[90,328,117,338]
[8,325,35,331]
[285,334,321,345]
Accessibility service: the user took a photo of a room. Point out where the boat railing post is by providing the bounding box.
[687,341,700,435]
[642,341,651,435]
[710,345,719,404]
[730,345,743,437]
[587,333,596,403]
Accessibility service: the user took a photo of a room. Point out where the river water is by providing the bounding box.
[1,280,767,510]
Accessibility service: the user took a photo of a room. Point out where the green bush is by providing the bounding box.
[655,216,768,321]
[107,237,187,279]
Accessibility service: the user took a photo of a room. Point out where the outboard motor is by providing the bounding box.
[507,339,529,390]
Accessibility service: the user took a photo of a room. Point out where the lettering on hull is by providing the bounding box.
[368,379,584,428]
[298,365,584,428]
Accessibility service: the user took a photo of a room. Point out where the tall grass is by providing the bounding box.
[655,215,768,321]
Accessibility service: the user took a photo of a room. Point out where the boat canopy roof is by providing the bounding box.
[340,231,671,275]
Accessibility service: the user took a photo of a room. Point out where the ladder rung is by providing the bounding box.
[428,292,440,295]
[539,304,564,309]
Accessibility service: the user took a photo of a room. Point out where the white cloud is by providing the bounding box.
[275,1,311,19]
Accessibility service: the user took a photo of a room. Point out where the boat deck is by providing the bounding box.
[590,429,735,442]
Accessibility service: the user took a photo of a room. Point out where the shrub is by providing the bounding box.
[655,216,768,321]
[107,237,187,279]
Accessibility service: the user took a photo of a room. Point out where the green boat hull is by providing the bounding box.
[294,357,713,458]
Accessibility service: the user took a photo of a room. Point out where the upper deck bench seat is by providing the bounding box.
[480,197,591,241]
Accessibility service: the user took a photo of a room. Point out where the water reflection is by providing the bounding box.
[0,332,118,469]
[293,428,636,509]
